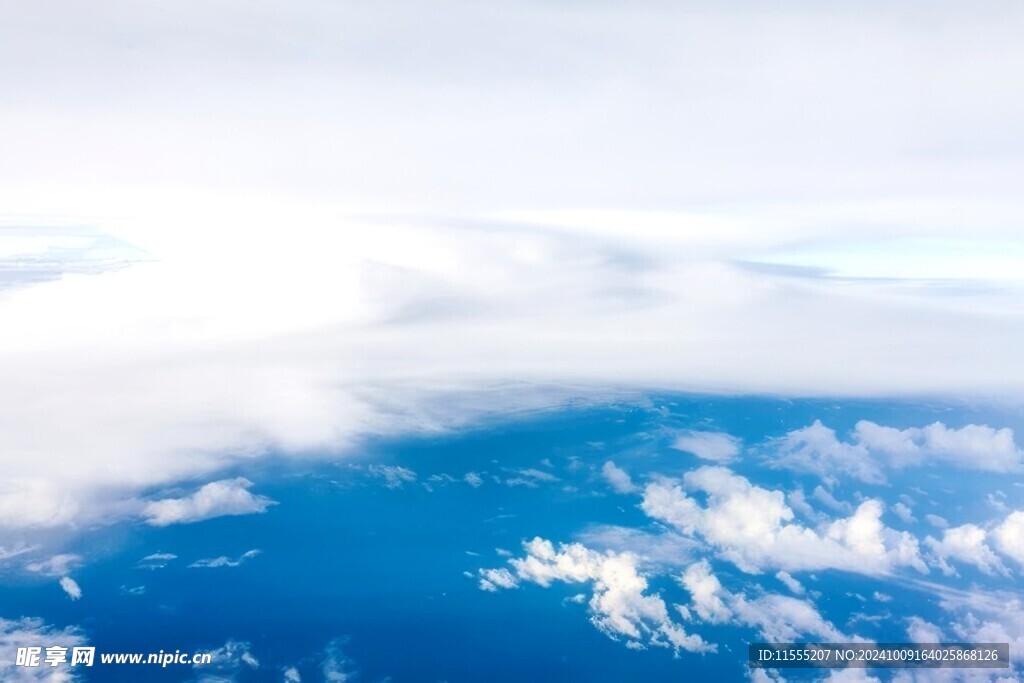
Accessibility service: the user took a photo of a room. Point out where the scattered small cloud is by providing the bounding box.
[189,549,261,569]
[143,478,276,526]
[600,460,638,494]
[26,553,81,576]
[368,464,417,490]
[138,552,177,570]
[672,430,742,463]
[59,576,82,601]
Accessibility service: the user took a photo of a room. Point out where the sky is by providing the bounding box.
[2,2,1024,681]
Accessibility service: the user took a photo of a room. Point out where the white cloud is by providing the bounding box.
[775,571,805,596]
[641,466,926,576]
[143,478,276,526]
[813,485,852,514]
[504,468,561,488]
[770,421,886,484]
[919,581,1024,671]
[993,511,1024,567]
[822,671,881,683]
[189,549,261,569]
[924,524,1008,577]
[196,639,259,682]
[367,465,417,490]
[574,525,701,569]
[59,576,82,601]
[0,616,87,682]
[671,431,741,463]
[601,461,638,494]
[481,537,713,654]
[3,1,1024,544]
[26,553,81,576]
[282,667,302,683]
[321,639,357,683]
[892,502,916,525]
[138,552,177,569]
[478,567,518,592]
[906,616,944,643]
[925,515,949,529]
[680,560,847,642]
[771,420,1023,484]
[463,472,483,488]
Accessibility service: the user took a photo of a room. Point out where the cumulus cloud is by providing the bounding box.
[993,511,1024,567]
[680,560,847,642]
[672,431,742,463]
[480,537,713,654]
[283,667,302,682]
[906,616,944,644]
[771,420,1024,484]
[924,524,1008,577]
[601,461,638,494]
[59,576,82,601]
[0,617,87,682]
[189,549,261,569]
[641,466,927,575]
[478,567,519,592]
[143,478,276,526]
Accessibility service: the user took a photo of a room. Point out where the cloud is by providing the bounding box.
[478,567,519,592]
[993,511,1024,567]
[892,502,916,525]
[679,560,847,642]
[2,0,1024,546]
[775,571,805,596]
[138,552,177,569]
[195,639,259,682]
[0,616,87,682]
[322,639,358,683]
[463,472,483,488]
[574,525,701,569]
[770,420,1023,484]
[641,466,926,575]
[601,461,638,494]
[367,464,417,490]
[26,553,81,576]
[59,576,82,600]
[925,514,949,529]
[671,431,742,463]
[481,537,713,654]
[283,666,302,682]
[924,524,1008,577]
[143,478,276,526]
[770,421,885,485]
[906,616,944,644]
[505,468,561,488]
[189,549,261,569]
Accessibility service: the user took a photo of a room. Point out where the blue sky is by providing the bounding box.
[2,1,1024,681]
